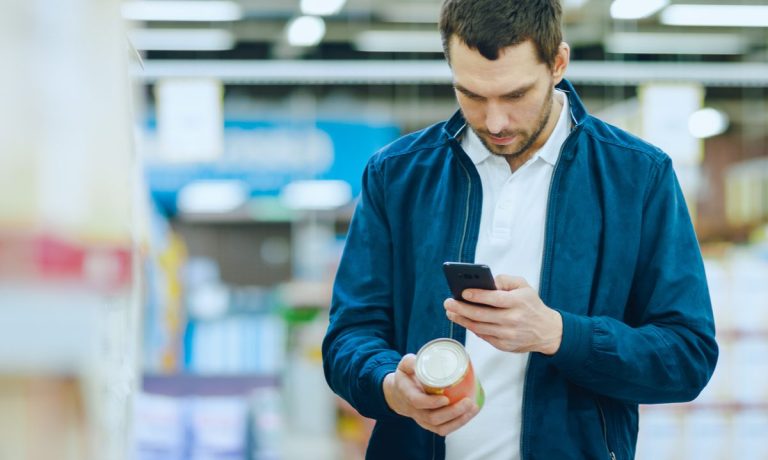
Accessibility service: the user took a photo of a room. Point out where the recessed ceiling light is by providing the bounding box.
[610,0,668,20]
[280,180,352,210]
[661,4,768,27]
[689,108,729,139]
[605,32,748,55]
[177,180,249,214]
[121,1,242,22]
[286,16,326,47]
[354,31,442,53]
[128,29,235,51]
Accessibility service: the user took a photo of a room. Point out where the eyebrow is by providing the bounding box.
[453,82,536,99]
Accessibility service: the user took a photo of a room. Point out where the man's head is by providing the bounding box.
[439,0,569,162]
[439,0,563,68]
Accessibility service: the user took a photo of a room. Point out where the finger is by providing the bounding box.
[460,287,515,309]
[459,286,500,307]
[397,361,450,409]
[494,274,528,291]
[445,299,497,323]
[463,276,532,307]
[422,398,475,428]
[408,390,450,410]
[446,308,467,328]
[430,400,480,436]
[444,297,466,311]
[397,354,417,375]
[447,311,498,337]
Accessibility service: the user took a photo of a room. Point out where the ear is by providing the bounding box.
[551,42,570,85]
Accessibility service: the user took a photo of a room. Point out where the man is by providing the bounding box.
[322,0,718,458]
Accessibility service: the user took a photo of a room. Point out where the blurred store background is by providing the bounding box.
[0,0,767,459]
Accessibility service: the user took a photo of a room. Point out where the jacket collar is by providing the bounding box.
[556,78,589,127]
[442,78,589,143]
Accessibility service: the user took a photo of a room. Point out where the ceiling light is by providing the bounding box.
[605,32,748,55]
[610,0,668,20]
[128,29,235,51]
[300,0,346,16]
[286,16,326,47]
[177,180,249,214]
[688,108,729,139]
[136,60,768,87]
[354,30,442,53]
[280,180,352,210]
[661,5,768,27]
[121,1,242,22]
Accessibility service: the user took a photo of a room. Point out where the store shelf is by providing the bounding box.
[0,284,101,374]
[137,59,768,87]
[0,233,132,294]
[142,373,280,396]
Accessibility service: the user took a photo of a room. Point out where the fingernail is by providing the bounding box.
[446,311,454,321]
[463,290,473,300]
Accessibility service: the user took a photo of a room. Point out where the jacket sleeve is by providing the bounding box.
[322,158,402,419]
[547,157,718,404]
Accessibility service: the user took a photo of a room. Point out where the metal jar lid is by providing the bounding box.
[415,338,469,388]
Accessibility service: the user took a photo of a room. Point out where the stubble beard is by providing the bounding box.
[471,85,554,161]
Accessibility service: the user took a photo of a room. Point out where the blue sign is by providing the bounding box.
[145,119,400,215]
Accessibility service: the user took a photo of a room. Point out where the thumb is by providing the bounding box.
[495,274,529,291]
[398,353,417,375]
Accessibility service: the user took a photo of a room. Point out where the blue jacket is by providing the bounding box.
[322,80,718,459]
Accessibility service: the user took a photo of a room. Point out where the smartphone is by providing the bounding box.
[442,262,497,302]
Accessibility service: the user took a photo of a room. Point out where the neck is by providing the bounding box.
[506,91,564,172]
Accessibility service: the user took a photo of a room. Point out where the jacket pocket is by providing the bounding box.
[596,398,617,460]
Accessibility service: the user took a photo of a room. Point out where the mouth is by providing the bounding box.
[487,134,517,146]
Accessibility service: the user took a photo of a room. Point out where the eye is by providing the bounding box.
[460,92,484,102]
[504,92,525,100]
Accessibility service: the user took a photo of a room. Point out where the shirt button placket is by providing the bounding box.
[492,180,515,240]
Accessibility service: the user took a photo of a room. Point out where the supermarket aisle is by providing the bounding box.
[2,0,768,459]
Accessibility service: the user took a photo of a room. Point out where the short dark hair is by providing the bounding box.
[439,0,563,67]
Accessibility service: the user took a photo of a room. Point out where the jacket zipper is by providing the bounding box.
[452,156,473,341]
[519,120,582,459]
[597,400,617,460]
[434,140,474,460]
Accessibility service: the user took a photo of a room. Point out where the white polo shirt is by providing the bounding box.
[446,91,571,460]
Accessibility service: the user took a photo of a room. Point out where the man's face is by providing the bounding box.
[449,37,562,159]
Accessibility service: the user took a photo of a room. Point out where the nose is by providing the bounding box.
[485,101,507,135]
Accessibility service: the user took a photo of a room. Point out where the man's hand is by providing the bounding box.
[443,274,563,355]
[382,354,479,436]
